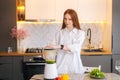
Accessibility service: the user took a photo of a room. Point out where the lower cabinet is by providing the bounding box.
[0,57,13,80]
[81,55,112,73]
[12,57,24,80]
[0,55,113,80]
[112,54,120,74]
[0,63,12,80]
[0,56,24,80]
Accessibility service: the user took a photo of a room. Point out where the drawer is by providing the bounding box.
[0,57,12,63]
[0,64,12,79]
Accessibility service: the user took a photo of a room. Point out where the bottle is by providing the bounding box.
[8,47,12,53]
[99,42,103,49]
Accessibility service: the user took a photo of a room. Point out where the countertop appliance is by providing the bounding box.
[44,49,58,79]
[25,48,43,53]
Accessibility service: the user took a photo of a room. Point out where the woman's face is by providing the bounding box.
[64,13,73,28]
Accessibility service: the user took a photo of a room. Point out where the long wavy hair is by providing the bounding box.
[61,9,81,30]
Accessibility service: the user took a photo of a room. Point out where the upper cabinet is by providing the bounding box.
[112,0,120,54]
[25,0,55,20]
[78,0,106,21]
[25,0,106,21]
[55,0,78,21]
[0,0,17,52]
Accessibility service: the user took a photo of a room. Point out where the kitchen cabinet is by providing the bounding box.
[81,55,111,72]
[12,57,24,80]
[112,0,120,74]
[112,0,120,54]
[0,57,24,80]
[25,0,55,20]
[25,0,106,21]
[56,0,106,21]
[55,0,78,21]
[112,55,120,74]
[78,0,106,21]
[0,0,17,52]
[0,64,13,80]
[0,57,13,80]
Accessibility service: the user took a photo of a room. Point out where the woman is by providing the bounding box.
[45,9,85,74]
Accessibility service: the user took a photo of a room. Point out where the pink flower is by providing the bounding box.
[10,26,29,40]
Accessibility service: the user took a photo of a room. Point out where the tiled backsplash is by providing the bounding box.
[17,22,103,51]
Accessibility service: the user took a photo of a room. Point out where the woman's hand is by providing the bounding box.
[44,44,71,52]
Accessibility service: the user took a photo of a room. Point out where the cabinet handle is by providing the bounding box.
[25,63,45,65]
[0,63,4,65]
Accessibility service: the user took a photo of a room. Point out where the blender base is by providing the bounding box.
[44,63,58,79]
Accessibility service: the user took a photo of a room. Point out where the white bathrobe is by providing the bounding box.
[52,28,85,74]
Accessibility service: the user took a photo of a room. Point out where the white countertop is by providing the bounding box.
[30,73,120,80]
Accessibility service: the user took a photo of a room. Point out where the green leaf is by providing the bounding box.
[89,68,105,79]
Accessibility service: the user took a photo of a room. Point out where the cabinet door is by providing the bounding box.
[0,56,24,80]
[0,0,17,52]
[112,55,120,74]
[81,55,111,72]
[0,57,12,63]
[55,0,78,21]
[25,0,55,20]
[78,0,106,21]
[112,0,120,54]
[0,57,13,80]
[0,64,12,80]
[12,57,24,80]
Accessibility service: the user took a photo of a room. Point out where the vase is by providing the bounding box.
[17,39,23,53]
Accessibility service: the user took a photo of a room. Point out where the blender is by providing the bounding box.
[43,49,58,80]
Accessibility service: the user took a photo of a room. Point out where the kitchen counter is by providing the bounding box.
[81,51,112,56]
[0,52,42,56]
[30,73,120,80]
[0,51,112,56]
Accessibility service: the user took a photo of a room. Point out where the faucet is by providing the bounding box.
[87,28,91,44]
[87,28,92,50]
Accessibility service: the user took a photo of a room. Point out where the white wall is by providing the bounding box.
[17,22,103,51]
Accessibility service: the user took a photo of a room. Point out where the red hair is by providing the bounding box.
[61,9,81,29]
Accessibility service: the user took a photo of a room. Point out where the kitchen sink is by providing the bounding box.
[83,49,104,52]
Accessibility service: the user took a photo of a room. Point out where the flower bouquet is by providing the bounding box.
[10,26,29,52]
